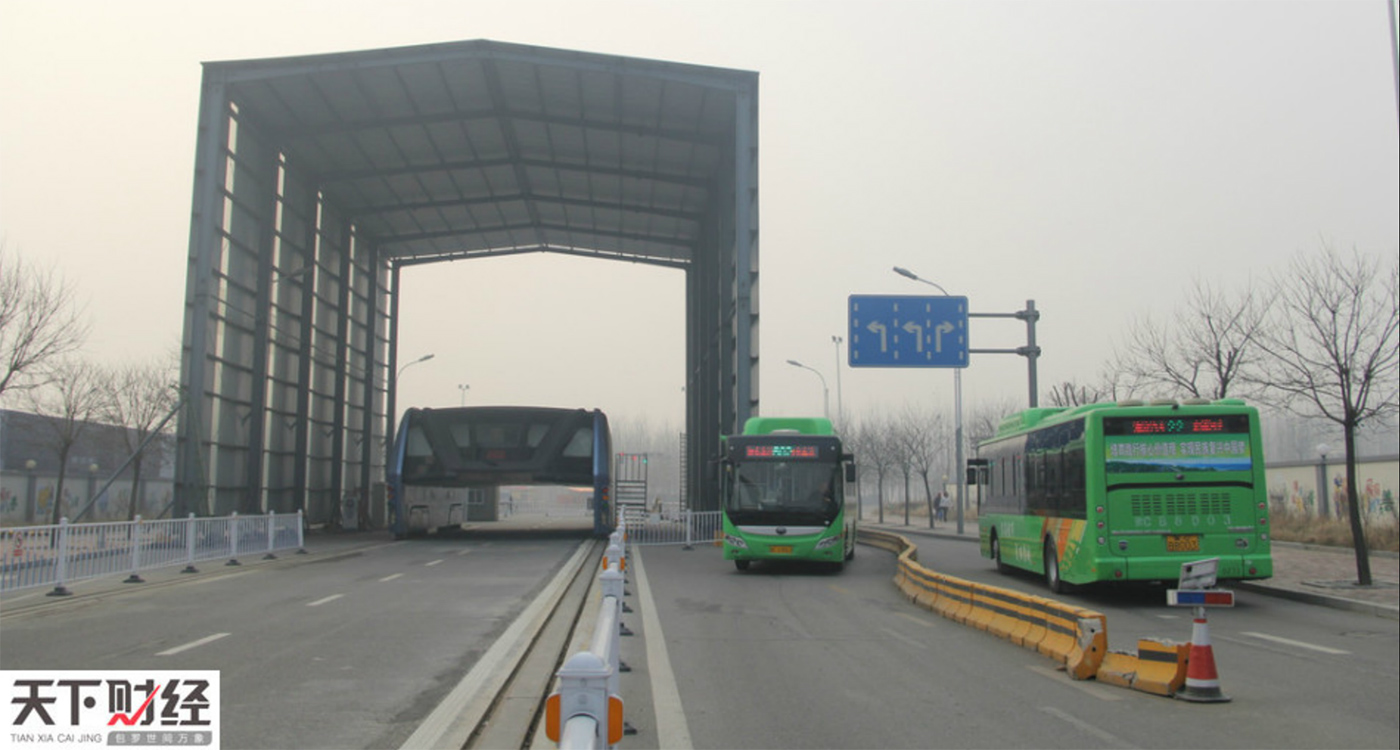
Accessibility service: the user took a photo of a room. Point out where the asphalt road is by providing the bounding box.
[1,534,587,750]
[629,539,1400,749]
[3,530,1395,749]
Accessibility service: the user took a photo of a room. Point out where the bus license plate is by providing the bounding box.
[769,545,793,554]
[1167,534,1200,553]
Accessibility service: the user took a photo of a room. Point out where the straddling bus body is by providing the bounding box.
[970,398,1273,592]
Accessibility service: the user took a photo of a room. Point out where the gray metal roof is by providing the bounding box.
[206,39,758,269]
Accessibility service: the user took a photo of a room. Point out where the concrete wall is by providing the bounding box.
[0,470,175,526]
[1266,455,1399,519]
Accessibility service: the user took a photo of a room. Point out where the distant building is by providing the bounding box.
[0,409,175,525]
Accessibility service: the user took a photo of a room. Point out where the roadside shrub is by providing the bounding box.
[1270,512,1399,553]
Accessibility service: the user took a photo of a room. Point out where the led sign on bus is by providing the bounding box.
[1118,417,1226,435]
[1103,415,1252,475]
[1104,415,1249,436]
[744,444,820,459]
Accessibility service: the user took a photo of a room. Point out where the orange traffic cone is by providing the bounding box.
[1176,612,1230,702]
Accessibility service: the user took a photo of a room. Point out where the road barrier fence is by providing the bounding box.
[0,511,306,596]
[617,507,722,547]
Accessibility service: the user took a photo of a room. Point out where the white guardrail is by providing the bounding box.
[0,512,306,596]
[616,508,722,547]
[546,521,630,749]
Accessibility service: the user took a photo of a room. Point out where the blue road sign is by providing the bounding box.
[848,294,968,368]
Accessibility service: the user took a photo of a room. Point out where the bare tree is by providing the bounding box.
[848,411,897,523]
[1252,245,1399,585]
[0,243,88,402]
[102,359,180,520]
[1115,277,1269,400]
[1045,380,1105,408]
[898,404,949,529]
[28,358,109,527]
[966,398,1023,453]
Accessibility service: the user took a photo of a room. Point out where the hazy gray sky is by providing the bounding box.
[2,0,1396,430]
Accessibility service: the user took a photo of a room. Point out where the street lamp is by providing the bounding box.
[786,359,830,421]
[831,335,844,431]
[458,383,471,406]
[397,353,435,378]
[893,266,966,535]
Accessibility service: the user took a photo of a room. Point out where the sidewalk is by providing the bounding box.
[862,518,1399,620]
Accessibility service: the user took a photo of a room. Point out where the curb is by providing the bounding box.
[1234,581,1399,620]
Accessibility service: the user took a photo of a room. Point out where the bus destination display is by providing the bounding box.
[1103,414,1250,436]
[744,444,820,459]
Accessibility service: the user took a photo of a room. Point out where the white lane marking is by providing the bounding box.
[1040,705,1138,748]
[379,573,404,582]
[456,549,473,557]
[156,633,230,656]
[1025,665,1123,702]
[1241,631,1351,654]
[1156,614,1180,620]
[425,559,444,567]
[897,612,935,628]
[633,547,693,750]
[880,626,929,650]
[306,594,344,607]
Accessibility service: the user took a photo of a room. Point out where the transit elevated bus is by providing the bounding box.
[971,399,1273,592]
[387,406,613,537]
[720,417,857,571]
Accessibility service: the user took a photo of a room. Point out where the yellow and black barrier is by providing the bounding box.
[1097,638,1189,696]
[858,527,1191,690]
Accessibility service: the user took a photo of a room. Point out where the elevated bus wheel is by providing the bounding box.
[1043,538,1065,594]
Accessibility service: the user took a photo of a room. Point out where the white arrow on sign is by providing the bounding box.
[902,321,924,352]
[934,321,955,353]
[867,321,888,352]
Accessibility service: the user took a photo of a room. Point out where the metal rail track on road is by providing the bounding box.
[395,537,603,750]
[467,537,604,750]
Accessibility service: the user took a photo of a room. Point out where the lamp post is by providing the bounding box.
[458,384,471,406]
[831,335,844,431]
[1317,443,1331,518]
[397,353,435,379]
[785,359,830,421]
[893,266,967,535]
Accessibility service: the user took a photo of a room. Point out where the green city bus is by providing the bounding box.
[721,417,858,572]
[971,399,1273,592]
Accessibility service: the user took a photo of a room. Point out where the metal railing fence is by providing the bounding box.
[0,512,305,596]
[617,508,722,547]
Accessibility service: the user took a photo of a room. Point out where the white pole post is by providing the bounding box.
[48,517,73,597]
[124,517,145,584]
[183,513,198,573]
[227,512,241,566]
[264,511,278,560]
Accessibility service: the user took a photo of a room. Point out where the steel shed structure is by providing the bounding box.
[175,40,759,524]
